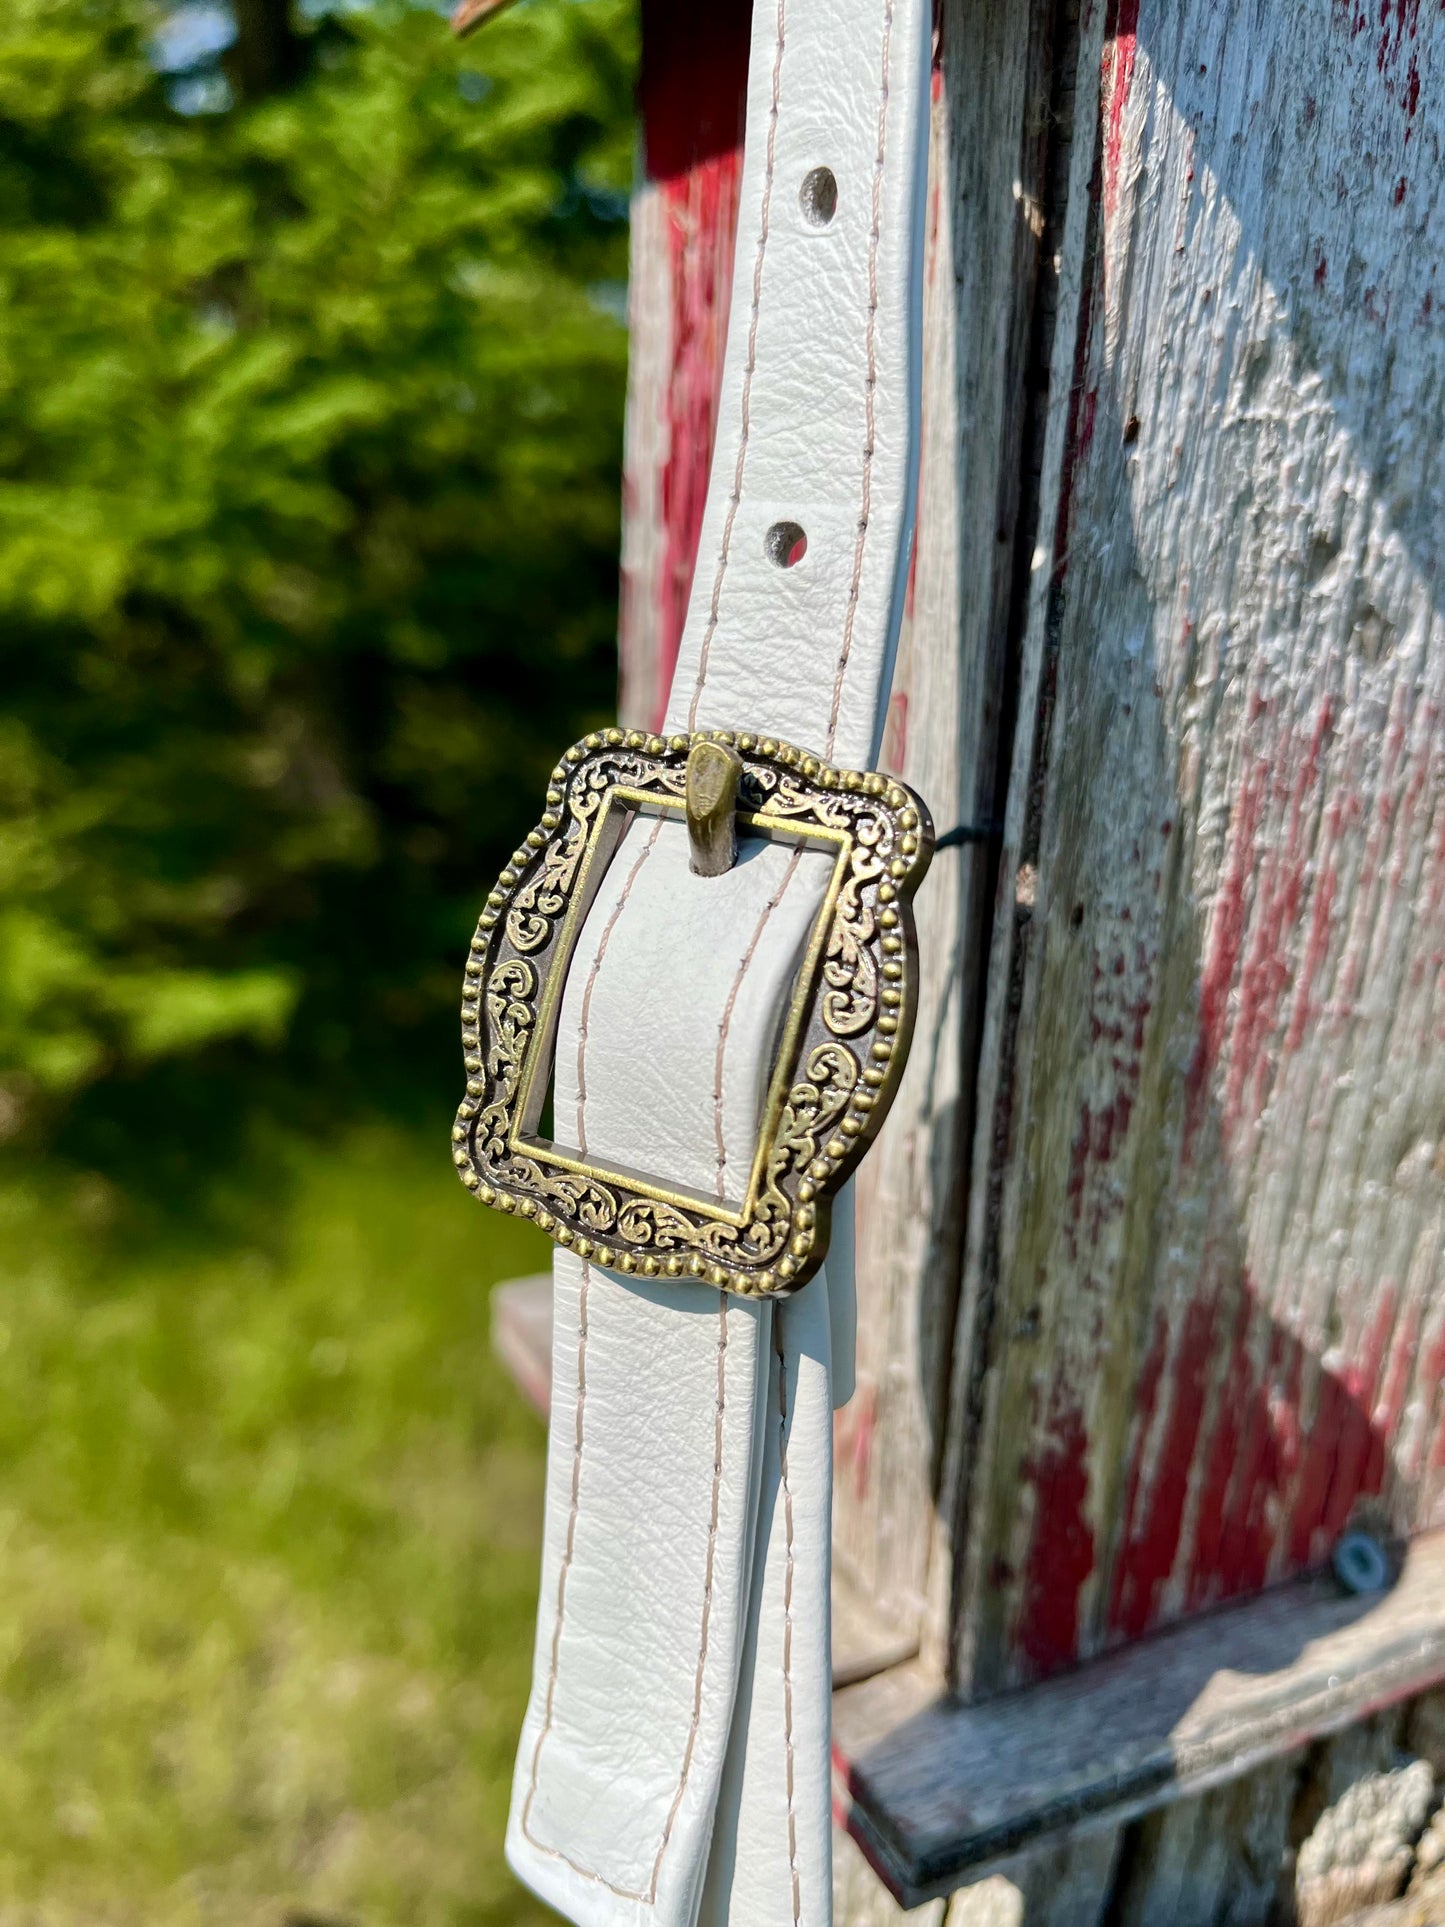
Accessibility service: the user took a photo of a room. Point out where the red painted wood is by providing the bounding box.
[952,0,1445,1694]
[638,1,752,181]
[619,2,750,731]
[649,158,743,726]
[619,0,1445,1723]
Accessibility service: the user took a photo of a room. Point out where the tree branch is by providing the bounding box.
[225,0,308,100]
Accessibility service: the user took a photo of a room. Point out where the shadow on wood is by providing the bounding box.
[835,0,1445,1903]
[838,1531,1445,1907]
[945,0,1445,1706]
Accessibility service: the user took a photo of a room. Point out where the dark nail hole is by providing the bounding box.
[799,165,838,227]
[765,521,808,569]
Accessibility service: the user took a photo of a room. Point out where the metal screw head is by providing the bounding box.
[1332,1530,1390,1596]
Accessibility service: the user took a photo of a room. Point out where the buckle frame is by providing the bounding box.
[452,727,933,1297]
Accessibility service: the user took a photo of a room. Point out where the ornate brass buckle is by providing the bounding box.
[452,727,933,1297]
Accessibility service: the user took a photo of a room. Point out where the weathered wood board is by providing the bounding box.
[945,0,1445,1697]
[1103,1760,1300,1927]
[836,1529,1445,1909]
[611,0,1445,1710]
[840,0,1054,1658]
[943,1835,1122,1927]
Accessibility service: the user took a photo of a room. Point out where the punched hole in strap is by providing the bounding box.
[764,520,808,568]
[799,164,838,227]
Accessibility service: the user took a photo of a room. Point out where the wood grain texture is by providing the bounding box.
[944,1835,1121,1927]
[840,0,1054,1661]
[1105,1762,1299,1927]
[1340,1874,1445,1927]
[1403,1685,1445,1775]
[1288,1710,1420,1927]
[945,0,1445,1697]
[835,1528,1445,1908]
[1300,1707,1411,1826]
[599,0,1445,1910]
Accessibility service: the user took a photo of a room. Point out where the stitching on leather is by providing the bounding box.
[521,812,737,1904]
[685,0,787,730]
[651,831,805,1887]
[519,1261,642,1888]
[521,815,673,1904]
[517,0,907,1898]
[651,1287,730,1890]
[522,1276,732,1905]
[825,0,897,757]
[776,1318,802,1927]
[712,847,806,1199]
[646,844,804,1886]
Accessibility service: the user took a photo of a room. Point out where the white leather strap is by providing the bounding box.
[667,0,928,769]
[506,1,930,1920]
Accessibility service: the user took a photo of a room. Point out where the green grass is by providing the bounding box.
[0,1127,554,1927]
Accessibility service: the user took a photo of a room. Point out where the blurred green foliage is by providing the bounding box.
[0,0,634,1183]
[0,4,629,1914]
[0,1127,555,1926]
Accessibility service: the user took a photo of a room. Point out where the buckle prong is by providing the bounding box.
[685,740,743,877]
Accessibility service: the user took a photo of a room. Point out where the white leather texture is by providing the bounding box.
[507,1255,772,1927]
[699,1277,835,1927]
[505,0,931,1919]
[666,0,931,772]
[552,816,836,1205]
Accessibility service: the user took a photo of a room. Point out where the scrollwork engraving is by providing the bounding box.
[453,729,931,1297]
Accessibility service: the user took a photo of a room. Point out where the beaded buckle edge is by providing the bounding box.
[452,727,933,1297]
